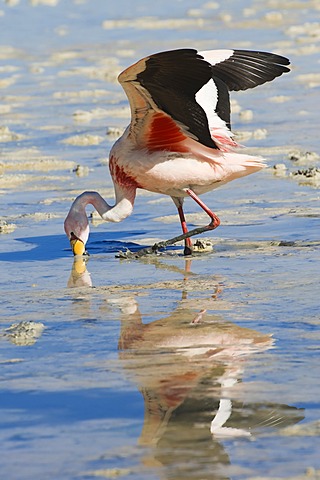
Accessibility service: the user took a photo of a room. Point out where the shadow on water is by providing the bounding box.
[0,230,152,262]
[4,229,319,264]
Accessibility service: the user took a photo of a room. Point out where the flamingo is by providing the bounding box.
[64,48,290,256]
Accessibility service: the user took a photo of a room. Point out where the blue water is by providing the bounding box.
[1,1,320,479]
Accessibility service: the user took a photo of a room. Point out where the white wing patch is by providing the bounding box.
[199,49,234,66]
[196,78,236,150]
[196,78,224,131]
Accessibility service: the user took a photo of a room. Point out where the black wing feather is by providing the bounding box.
[136,48,290,150]
[211,50,290,91]
[137,49,218,149]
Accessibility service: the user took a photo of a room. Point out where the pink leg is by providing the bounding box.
[131,191,220,258]
[177,204,193,255]
[186,188,220,229]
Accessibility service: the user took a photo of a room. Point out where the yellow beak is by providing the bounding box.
[70,238,86,256]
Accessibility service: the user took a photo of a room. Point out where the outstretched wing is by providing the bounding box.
[118,48,290,151]
[199,49,290,131]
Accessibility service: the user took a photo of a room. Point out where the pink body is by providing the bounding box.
[64,48,290,253]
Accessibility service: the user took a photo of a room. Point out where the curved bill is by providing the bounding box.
[70,233,87,256]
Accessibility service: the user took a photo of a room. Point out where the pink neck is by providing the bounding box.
[74,187,136,223]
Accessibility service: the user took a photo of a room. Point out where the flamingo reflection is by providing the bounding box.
[113,294,303,475]
[66,259,304,477]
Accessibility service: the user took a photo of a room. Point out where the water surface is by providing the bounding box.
[0,1,319,479]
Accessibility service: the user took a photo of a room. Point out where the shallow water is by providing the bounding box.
[1,1,320,479]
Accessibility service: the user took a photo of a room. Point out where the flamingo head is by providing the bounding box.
[64,206,90,256]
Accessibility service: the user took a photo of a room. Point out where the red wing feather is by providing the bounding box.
[146,113,188,153]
